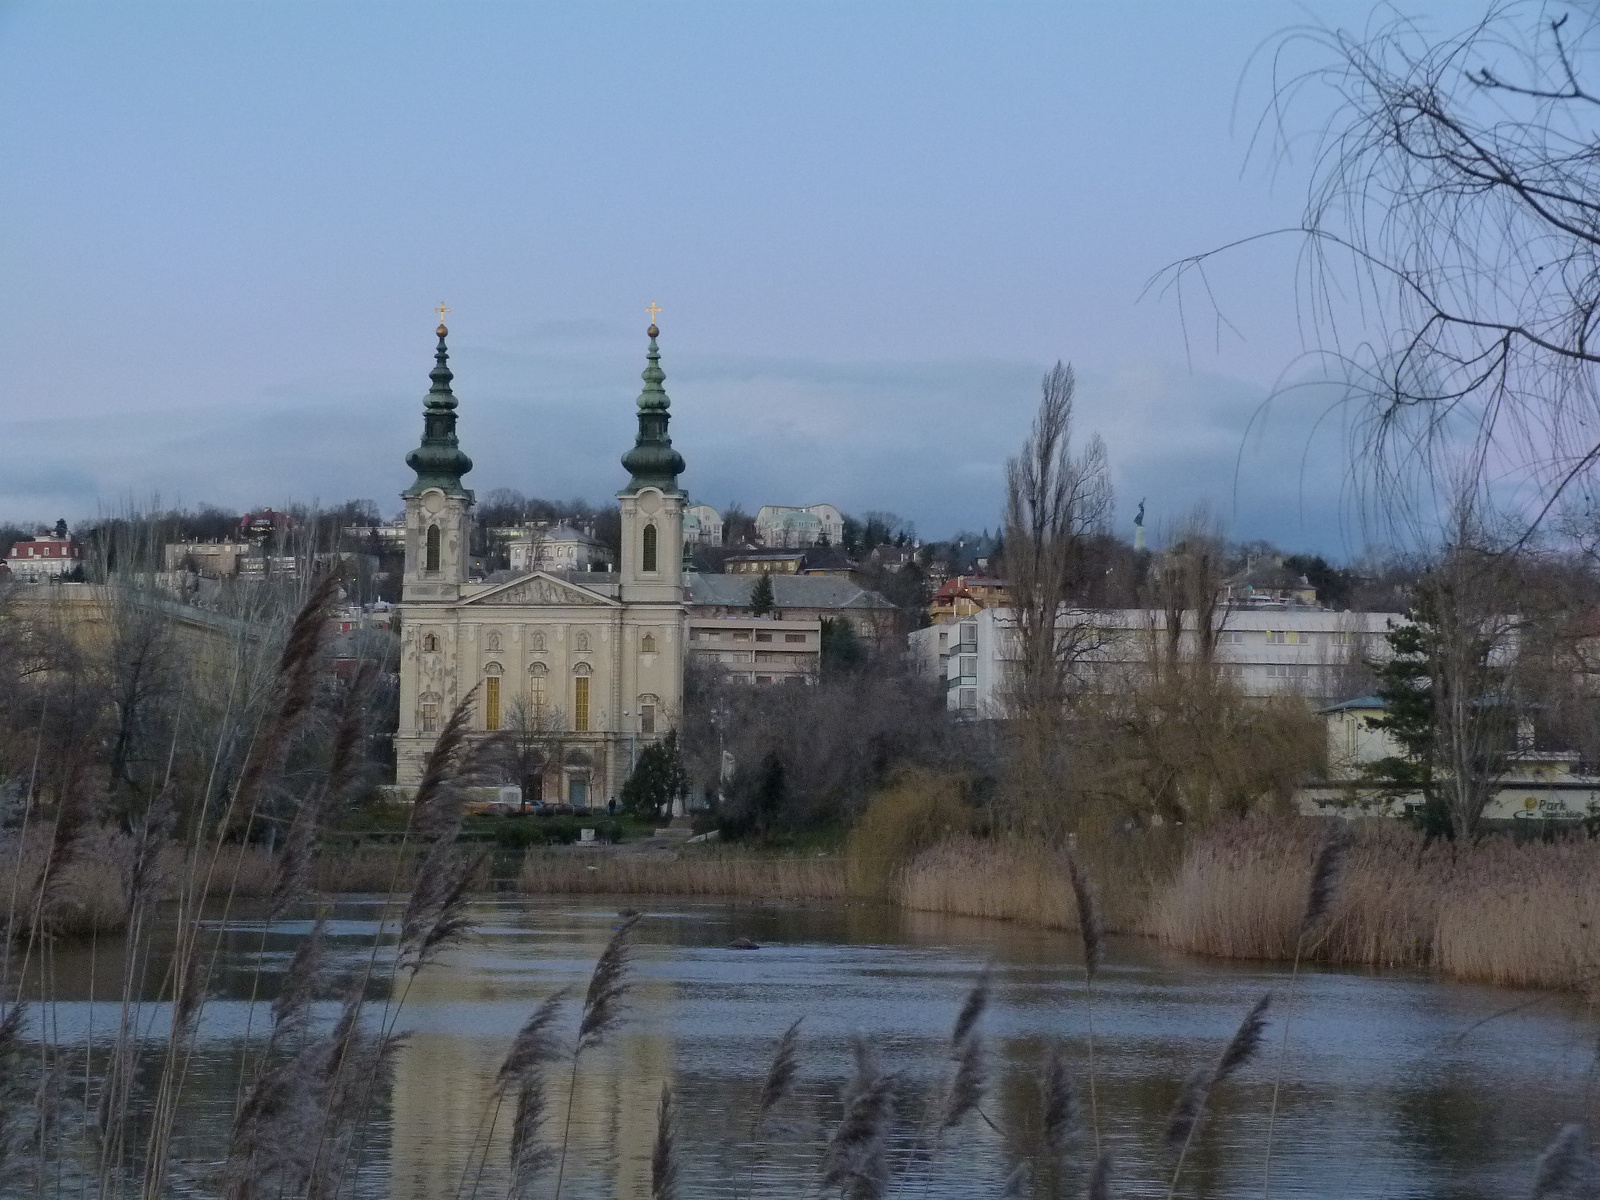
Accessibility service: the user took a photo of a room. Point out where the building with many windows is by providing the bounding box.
[909,606,1402,715]
[755,503,843,548]
[5,529,83,581]
[395,318,688,807]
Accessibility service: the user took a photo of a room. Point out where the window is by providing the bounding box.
[959,688,977,711]
[421,702,439,732]
[425,524,441,573]
[528,662,548,707]
[939,632,949,649]
[731,630,751,641]
[575,631,590,652]
[641,632,657,653]
[485,630,502,652]
[642,523,658,572]
[529,631,546,652]
[959,623,977,647]
[421,632,439,653]
[785,633,807,644]
[573,676,590,731]
[959,656,978,679]
[640,704,656,734]
[756,675,773,684]
[484,677,501,730]
[756,651,783,663]
[756,632,773,643]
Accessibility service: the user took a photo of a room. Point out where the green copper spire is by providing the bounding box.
[404,321,474,497]
[620,320,686,493]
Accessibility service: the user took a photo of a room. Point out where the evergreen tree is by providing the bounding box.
[620,729,689,822]
[1362,577,1518,838]
[820,617,863,673]
[750,572,776,617]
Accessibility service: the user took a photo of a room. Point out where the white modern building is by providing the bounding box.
[756,504,843,549]
[908,606,1404,715]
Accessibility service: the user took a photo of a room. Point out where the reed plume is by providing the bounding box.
[553,915,642,1200]
[1065,853,1103,982]
[509,1075,556,1199]
[1529,1124,1597,1200]
[1040,1044,1079,1155]
[410,689,481,843]
[755,1017,803,1131]
[1302,824,1349,937]
[651,1081,678,1200]
[232,571,341,826]
[1086,1150,1113,1200]
[577,914,640,1051]
[0,1001,27,1172]
[272,663,374,918]
[1165,992,1272,1195]
[941,1032,985,1130]
[823,1038,894,1200]
[498,990,568,1097]
[271,916,326,1040]
[951,965,991,1048]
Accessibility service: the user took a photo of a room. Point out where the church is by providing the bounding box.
[394,314,688,805]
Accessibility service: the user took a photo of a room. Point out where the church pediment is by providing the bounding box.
[465,572,618,608]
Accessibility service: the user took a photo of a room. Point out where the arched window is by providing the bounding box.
[529,631,546,652]
[528,661,548,708]
[425,524,441,573]
[642,523,658,572]
[572,666,591,732]
[640,632,657,654]
[421,632,439,653]
[575,631,590,653]
[483,663,503,731]
[637,692,659,735]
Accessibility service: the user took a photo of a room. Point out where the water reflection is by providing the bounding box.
[24,897,1600,1200]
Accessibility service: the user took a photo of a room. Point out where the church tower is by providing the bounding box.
[402,318,474,600]
[617,318,686,603]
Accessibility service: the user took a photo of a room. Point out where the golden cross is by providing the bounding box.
[646,302,661,325]
[434,301,451,322]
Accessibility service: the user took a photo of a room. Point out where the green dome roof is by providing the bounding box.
[404,325,474,498]
[620,324,685,493]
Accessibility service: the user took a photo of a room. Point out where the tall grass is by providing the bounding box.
[1148,817,1600,992]
[517,849,848,899]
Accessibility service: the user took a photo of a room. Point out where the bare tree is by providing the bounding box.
[1167,6,1600,538]
[1001,363,1113,721]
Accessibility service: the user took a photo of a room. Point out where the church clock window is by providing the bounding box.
[642,524,658,572]
[425,525,441,573]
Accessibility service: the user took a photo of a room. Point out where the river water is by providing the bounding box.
[23,896,1600,1200]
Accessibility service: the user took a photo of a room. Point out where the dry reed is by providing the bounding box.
[518,849,847,900]
[1148,818,1600,993]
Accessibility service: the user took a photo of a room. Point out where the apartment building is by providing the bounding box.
[687,617,821,683]
[909,606,1402,714]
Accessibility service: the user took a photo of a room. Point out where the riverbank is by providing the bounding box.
[11,816,1598,994]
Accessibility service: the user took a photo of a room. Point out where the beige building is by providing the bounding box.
[688,616,821,682]
[506,521,613,573]
[395,319,688,807]
[163,541,252,577]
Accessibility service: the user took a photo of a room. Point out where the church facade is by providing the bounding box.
[394,318,688,805]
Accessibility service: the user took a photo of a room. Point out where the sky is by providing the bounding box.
[0,1,1497,555]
